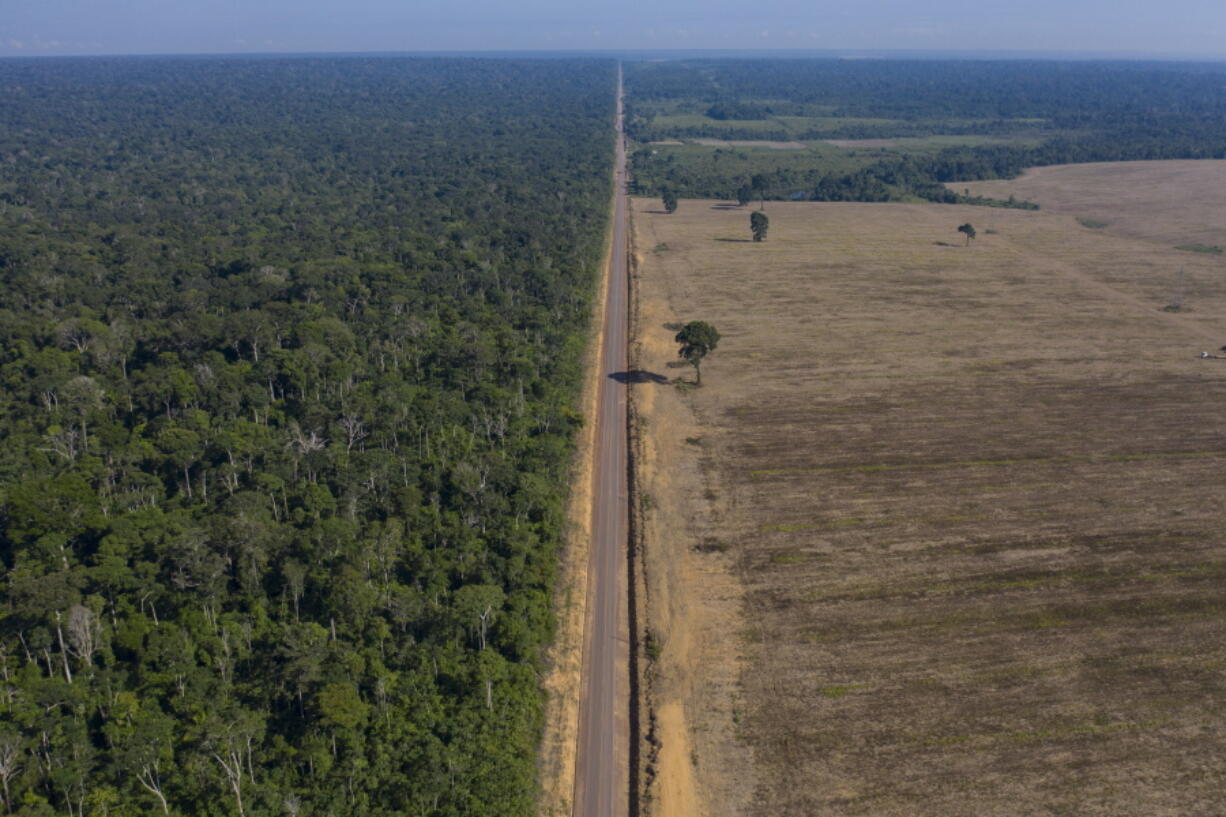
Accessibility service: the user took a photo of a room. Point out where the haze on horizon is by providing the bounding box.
[2,0,1225,59]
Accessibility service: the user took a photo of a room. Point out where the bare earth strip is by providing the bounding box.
[632,193,1226,817]
[957,160,1226,247]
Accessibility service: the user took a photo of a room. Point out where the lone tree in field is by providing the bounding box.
[958,223,976,246]
[751,210,769,242]
[675,321,720,385]
[736,184,753,207]
[751,173,768,209]
[662,190,678,214]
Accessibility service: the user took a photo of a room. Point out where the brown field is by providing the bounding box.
[957,160,1226,247]
[631,187,1226,816]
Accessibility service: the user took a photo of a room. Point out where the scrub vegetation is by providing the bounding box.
[0,56,614,816]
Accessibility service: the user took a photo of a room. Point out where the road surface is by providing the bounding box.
[573,64,630,817]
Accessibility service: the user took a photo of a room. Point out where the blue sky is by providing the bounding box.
[2,0,1224,58]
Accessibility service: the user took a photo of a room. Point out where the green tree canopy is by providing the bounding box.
[674,321,721,385]
[0,55,616,817]
[751,210,770,242]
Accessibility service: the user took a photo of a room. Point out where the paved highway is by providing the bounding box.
[573,64,629,817]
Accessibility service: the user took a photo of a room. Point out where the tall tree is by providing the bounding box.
[0,732,20,814]
[751,210,770,242]
[751,173,769,207]
[674,321,721,385]
[958,223,977,246]
[662,190,678,214]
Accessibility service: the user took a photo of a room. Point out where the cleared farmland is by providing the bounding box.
[631,189,1226,816]
[958,160,1226,248]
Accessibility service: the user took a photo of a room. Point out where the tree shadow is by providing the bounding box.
[933,241,958,247]
[713,237,753,243]
[642,209,670,215]
[609,369,670,384]
[710,203,743,210]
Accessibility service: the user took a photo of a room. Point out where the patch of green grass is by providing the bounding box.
[890,134,1046,151]
[651,114,785,134]
[1175,243,1224,254]
[819,683,867,698]
[770,550,804,564]
[652,242,670,253]
[1024,611,1067,630]
[643,630,663,662]
[776,115,904,132]
[1077,217,1110,229]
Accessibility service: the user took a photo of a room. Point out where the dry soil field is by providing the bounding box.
[631,178,1226,816]
[958,160,1226,247]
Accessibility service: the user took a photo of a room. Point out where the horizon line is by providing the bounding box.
[2,46,1226,63]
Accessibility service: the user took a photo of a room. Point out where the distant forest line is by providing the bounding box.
[624,59,1226,204]
[0,56,614,816]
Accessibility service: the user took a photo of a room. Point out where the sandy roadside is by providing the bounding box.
[630,200,754,817]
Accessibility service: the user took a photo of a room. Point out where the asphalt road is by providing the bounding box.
[573,65,630,817]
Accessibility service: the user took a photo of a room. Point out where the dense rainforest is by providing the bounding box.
[625,59,1226,202]
[0,56,614,816]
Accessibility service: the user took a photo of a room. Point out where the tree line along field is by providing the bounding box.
[0,56,614,816]
[630,185,1226,816]
[625,59,1226,205]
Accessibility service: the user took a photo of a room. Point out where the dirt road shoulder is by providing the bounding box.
[630,198,753,817]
